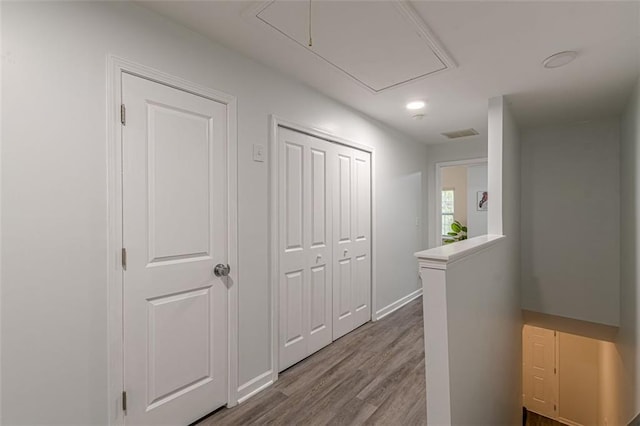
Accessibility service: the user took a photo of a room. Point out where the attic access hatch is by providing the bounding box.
[252,0,456,93]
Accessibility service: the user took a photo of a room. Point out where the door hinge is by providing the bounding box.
[554,367,557,374]
[121,248,127,271]
[554,404,557,411]
[120,104,126,126]
[122,391,127,412]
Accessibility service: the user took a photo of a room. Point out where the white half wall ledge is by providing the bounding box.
[415,234,514,425]
[414,234,505,267]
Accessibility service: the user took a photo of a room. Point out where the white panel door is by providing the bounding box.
[523,325,557,419]
[278,128,333,371]
[122,73,228,425]
[332,144,371,340]
[351,148,372,329]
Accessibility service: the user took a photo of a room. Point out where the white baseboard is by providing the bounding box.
[558,417,583,426]
[235,290,422,404]
[374,288,422,321]
[236,370,274,404]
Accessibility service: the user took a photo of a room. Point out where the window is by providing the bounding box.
[442,189,455,236]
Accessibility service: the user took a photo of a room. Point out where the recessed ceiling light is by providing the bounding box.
[542,51,578,69]
[406,101,426,110]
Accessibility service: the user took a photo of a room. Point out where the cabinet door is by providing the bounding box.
[523,325,557,419]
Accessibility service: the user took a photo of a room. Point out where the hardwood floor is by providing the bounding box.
[197,299,426,425]
[525,411,567,426]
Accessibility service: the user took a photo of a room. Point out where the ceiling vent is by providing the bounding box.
[441,128,480,139]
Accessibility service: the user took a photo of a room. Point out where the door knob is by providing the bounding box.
[214,263,231,277]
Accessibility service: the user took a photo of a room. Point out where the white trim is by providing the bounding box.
[370,149,378,322]
[106,56,239,425]
[557,417,584,426]
[433,157,488,248]
[268,115,377,384]
[419,266,452,424]
[273,116,375,153]
[391,0,457,69]
[415,235,505,269]
[236,370,275,404]
[268,117,279,387]
[0,2,4,422]
[374,288,423,321]
[555,330,560,422]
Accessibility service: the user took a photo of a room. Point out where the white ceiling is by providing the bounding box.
[141,0,640,144]
[255,1,455,92]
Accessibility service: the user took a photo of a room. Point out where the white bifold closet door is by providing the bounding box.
[332,143,371,340]
[278,126,371,371]
[279,127,334,371]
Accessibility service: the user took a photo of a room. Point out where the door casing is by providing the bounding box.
[433,158,488,248]
[268,115,377,386]
[107,56,238,425]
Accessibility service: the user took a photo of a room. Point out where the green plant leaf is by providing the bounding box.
[447,232,457,236]
[461,226,468,232]
[451,222,462,232]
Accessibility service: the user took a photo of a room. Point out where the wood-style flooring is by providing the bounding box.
[525,411,567,426]
[197,299,426,425]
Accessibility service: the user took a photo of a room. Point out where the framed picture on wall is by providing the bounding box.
[477,191,488,211]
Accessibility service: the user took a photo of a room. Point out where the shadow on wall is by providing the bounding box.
[520,120,621,327]
[376,171,424,307]
[621,83,639,423]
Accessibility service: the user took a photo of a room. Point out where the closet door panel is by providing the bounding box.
[337,154,352,243]
[279,128,309,370]
[279,126,372,366]
[332,148,355,340]
[333,145,371,339]
[352,151,371,328]
[279,128,333,370]
[306,139,333,354]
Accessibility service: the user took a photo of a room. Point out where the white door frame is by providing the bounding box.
[433,157,487,247]
[106,56,239,425]
[268,115,376,384]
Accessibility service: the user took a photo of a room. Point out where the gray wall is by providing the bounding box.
[620,75,640,423]
[520,119,621,326]
[0,2,429,424]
